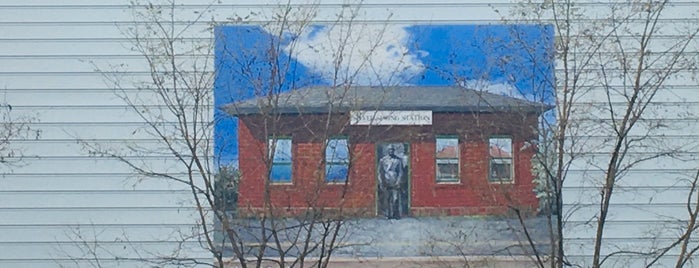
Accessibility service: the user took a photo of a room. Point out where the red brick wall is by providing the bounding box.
[236,112,540,216]
[410,139,539,216]
[237,116,377,216]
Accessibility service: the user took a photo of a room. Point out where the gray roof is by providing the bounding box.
[224,86,554,115]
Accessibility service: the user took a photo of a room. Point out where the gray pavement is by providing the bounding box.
[332,216,551,258]
[222,215,552,260]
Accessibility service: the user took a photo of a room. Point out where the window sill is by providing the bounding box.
[436,180,461,185]
[269,181,294,186]
[325,181,350,185]
[488,179,515,184]
[434,181,464,189]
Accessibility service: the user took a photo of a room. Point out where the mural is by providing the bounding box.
[214,23,554,221]
[214,16,554,257]
[214,24,555,168]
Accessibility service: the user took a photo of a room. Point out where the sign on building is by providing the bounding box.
[350,110,432,125]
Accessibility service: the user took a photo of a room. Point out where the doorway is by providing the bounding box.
[376,143,410,219]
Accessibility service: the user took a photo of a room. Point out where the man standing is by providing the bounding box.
[379,145,404,219]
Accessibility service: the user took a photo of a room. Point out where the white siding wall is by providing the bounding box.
[554,2,699,266]
[1,1,698,267]
[0,1,214,267]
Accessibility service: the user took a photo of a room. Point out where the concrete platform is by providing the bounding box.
[221,215,553,265]
[223,256,548,268]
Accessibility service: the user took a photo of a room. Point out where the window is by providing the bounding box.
[325,138,349,182]
[489,137,513,183]
[269,137,292,183]
[436,137,459,182]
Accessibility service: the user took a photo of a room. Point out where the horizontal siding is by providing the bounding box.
[0,1,217,267]
[563,187,699,206]
[559,0,699,260]
[563,220,688,240]
[0,0,698,267]
[0,40,135,56]
[0,260,184,268]
[0,241,204,262]
[3,156,197,172]
[0,208,202,225]
[7,107,193,123]
[0,224,200,242]
[562,203,699,222]
[563,170,698,188]
[3,124,187,140]
[2,174,194,191]
[0,191,196,208]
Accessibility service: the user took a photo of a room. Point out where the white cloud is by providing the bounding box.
[261,24,539,102]
[460,80,535,101]
[275,24,426,85]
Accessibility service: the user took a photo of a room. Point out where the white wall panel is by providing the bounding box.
[0,40,134,56]
[0,191,196,209]
[0,225,200,243]
[575,87,699,103]
[0,25,214,39]
[11,106,187,123]
[8,158,190,174]
[0,1,517,24]
[562,203,691,222]
[563,220,685,240]
[1,174,193,191]
[0,74,126,89]
[10,140,205,157]
[566,155,695,172]
[572,118,699,137]
[564,170,698,188]
[0,57,213,73]
[16,123,182,140]
[563,238,699,263]
[563,187,699,206]
[4,90,150,106]
[0,241,204,260]
[0,208,202,225]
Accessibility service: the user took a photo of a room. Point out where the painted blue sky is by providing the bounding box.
[214,24,554,167]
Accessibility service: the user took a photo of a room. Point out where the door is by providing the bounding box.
[376,143,410,219]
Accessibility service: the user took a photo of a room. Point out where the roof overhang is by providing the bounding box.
[224,86,555,116]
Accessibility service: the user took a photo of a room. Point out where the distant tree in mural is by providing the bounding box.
[501,0,699,267]
[214,165,239,213]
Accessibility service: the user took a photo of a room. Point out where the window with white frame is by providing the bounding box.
[489,137,513,182]
[268,137,292,183]
[325,138,349,182]
[436,137,459,182]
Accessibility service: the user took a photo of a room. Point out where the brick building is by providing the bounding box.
[226,86,552,217]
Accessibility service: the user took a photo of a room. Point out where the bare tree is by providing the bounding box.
[216,3,422,267]
[68,0,699,267]
[0,96,34,169]
[499,0,699,267]
[74,1,411,267]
